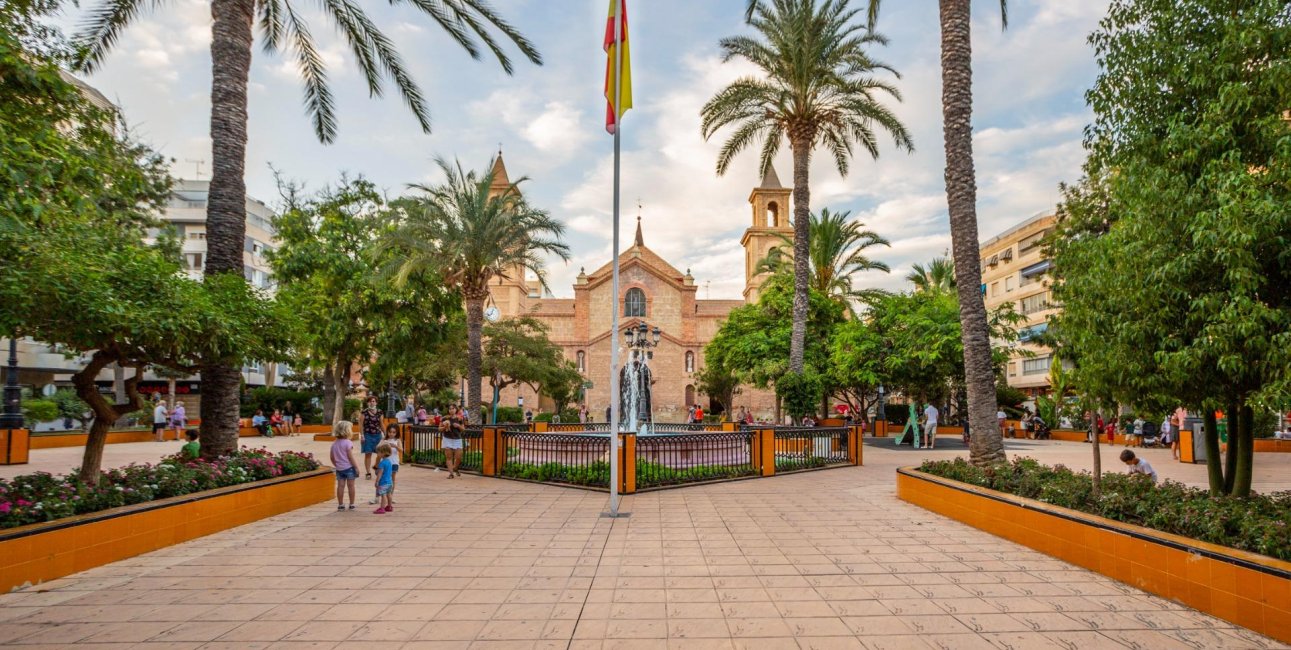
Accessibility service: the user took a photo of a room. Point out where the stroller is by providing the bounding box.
[1140,421,1163,447]
[1032,416,1052,440]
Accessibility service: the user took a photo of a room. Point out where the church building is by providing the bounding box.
[486,154,794,422]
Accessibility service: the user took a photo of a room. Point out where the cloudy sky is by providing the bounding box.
[64,0,1108,299]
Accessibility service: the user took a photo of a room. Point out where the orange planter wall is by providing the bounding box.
[0,429,29,465]
[897,467,1291,644]
[1254,439,1291,453]
[0,469,332,593]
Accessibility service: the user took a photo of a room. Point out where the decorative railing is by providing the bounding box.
[407,425,485,473]
[634,431,757,489]
[772,427,850,472]
[399,423,862,493]
[499,430,611,488]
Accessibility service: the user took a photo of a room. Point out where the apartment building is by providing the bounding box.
[980,212,1060,396]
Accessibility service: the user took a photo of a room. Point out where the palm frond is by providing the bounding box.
[73,0,157,71]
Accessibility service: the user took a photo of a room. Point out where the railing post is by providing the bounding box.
[482,427,498,476]
[759,429,775,476]
[401,424,412,463]
[721,421,736,432]
[534,421,549,433]
[848,425,861,465]
[621,432,636,494]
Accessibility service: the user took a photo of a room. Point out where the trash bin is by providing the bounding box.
[1190,421,1207,464]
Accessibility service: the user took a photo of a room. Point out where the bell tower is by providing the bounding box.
[487,150,533,317]
[741,166,793,302]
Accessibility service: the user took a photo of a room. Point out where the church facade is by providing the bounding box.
[487,155,794,423]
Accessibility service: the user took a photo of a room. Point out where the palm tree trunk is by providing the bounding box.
[198,0,255,459]
[788,138,812,375]
[940,0,1003,466]
[465,295,485,424]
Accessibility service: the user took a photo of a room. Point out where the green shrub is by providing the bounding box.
[919,457,1291,561]
[49,389,89,420]
[776,371,823,420]
[20,399,59,423]
[240,387,323,423]
[493,406,523,423]
[501,461,610,486]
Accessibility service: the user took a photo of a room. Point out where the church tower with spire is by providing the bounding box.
[740,166,794,303]
[486,150,536,318]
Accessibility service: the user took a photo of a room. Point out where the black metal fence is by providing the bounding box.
[499,430,611,488]
[772,427,849,472]
[407,425,484,473]
[634,431,756,490]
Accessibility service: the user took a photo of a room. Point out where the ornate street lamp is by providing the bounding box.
[876,384,887,425]
[0,338,22,430]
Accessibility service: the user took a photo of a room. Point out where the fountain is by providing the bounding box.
[618,322,656,433]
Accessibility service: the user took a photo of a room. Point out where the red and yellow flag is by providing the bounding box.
[603,0,632,134]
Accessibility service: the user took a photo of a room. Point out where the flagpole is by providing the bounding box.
[606,0,625,517]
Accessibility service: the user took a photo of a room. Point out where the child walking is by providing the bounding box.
[373,443,395,514]
[331,421,359,510]
[371,427,403,505]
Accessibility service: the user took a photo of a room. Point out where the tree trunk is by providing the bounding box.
[1223,400,1238,495]
[788,137,812,376]
[72,352,145,483]
[1233,404,1254,498]
[465,295,485,424]
[331,356,349,425]
[198,0,255,459]
[322,362,336,425]
[167,377,176,409]
[1203,409,1225,495]
[940,0,1003,466]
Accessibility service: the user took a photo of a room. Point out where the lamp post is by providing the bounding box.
[619,322,661,427]
[0,338,22,430]
[876,384,887,427]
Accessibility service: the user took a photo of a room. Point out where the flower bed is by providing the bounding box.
[0,448,320,529]
[919,457,1291,562]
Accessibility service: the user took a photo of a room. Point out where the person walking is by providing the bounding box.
[282,401,296,436]
[416,405,429,426]
[1171,408,1186,460]
[330,421,358,511]
[923,402,939,449]
[152,399,169,442]
[997,408,1008,439]
[169,400,186,441]
[361,397,384,480]
[441,403,466,478]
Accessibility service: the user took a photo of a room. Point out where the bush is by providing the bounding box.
[776,371,823,420]
[501,461,610,486]
[49,389,89,420]
[20,399,59,423]
[0,448,321,529]
[493,406,523,423]
[919,457,1291,561]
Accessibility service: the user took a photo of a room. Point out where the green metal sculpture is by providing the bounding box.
[896,402,922,448]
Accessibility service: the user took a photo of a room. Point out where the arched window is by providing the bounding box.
[767,201,780,228]
[576,351,586,373]
[685,351,695,373]
[624,288,646,317]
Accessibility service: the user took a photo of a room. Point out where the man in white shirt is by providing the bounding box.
[152,400,169,442]
[997,409,1008,438]
[923,403,939,449]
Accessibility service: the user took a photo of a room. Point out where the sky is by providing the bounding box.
[64,0,1110,300]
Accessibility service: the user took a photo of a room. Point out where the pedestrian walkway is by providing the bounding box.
[0,444,1282,649]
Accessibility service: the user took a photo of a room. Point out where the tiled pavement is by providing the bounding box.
[0,441,1285,649]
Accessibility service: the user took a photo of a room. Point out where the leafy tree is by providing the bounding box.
[477,317,574,422]
[906,257,956,294]
[755,208,891,310]
[1051,0,1291,497]
[702,0,912,381]
[694,363,741,418]
[827,317,885,422]
[0,6,286,476]
[542,362,585,420]
[74,0,541,452]
[367,314,466,408]
[861,0,1010,465]
[269,176,457,424]
[707,273,845,420]
[376,158,570,423]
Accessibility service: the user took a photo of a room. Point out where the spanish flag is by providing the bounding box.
[603,0,632,134]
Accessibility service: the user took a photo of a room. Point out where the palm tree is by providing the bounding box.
[906,257,956,294]
[702,0,913,379]
[73,0,541,456]
[377,157,570,424]
[755,208,891,309]
[866,0,1008,465]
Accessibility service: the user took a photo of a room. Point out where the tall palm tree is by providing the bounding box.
[73,0,541,456]
[755,208,891,309]
[702,0,913,379]
[906,257,956,294]
[866,0,1008,465]
[377,157,570,424]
